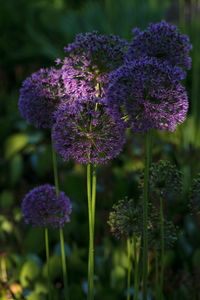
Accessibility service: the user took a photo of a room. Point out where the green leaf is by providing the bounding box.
[27,292,46,300]
[34,281,48,294]
[0,215,13,233]
[5,133,28,159]
[42,255,62,281]
[110,265,125,289]
[20,260,40,288]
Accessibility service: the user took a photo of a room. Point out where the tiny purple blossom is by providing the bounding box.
[18,68,67,128]
[126,21,192,73]
[22,184,72,228]
[64,31,127,75]
[52,97,126,164]
[56,31,128,100]
[106,57,188,133]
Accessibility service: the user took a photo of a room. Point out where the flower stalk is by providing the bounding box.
[51,136,70,300]
[127,238,131,300]
[87,162,97,300]
[142,131,151,300]
[160,196,164,299]
[45,228,52,300]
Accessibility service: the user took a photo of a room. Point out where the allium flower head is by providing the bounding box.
[126,20,192,73]
[189,174,200,216]
[107,198,142,240]
[148,204,178,250]
[64,31,127,76]
[106,57,188,133]
[18,68,66,128]
[146,160,183,208]
[22,184,72,228]
[52,97,126,164]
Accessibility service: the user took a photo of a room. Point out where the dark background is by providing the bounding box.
[0,0,200,299]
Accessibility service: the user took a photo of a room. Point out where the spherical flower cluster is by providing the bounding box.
[52,97,126,164]
[147,160,183,208]
[107,197,142,240]
[55,32,127,101]
[126,20,192,73]
[106,57,188,133]
[22,184,72,228]
[189,174,200,216]
[18,68,66,128]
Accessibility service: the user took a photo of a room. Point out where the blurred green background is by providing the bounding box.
[0,0,200,299]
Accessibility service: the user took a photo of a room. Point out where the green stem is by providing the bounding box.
[51,135,69,300]
[87,163,97,300]
[160,197,164,299]
[137,240,143,295]
[133,235,139,300]
[60,228,70,300]
[142,131,151,300]
[87,163,93,300]
[127,238,131,300]
[92,164,97,232]
[45,228,52,300]
[155,248,159,300]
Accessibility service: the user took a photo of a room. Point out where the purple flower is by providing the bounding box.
[52,97,126,164]
[18,68,67,128]
[59,57,102,101]
[126,21,192,73]
[56,31,127,100]
[106,57,188,133]
[64,31,127,76]
[22,184,72,228]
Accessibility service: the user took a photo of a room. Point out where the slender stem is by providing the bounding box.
[133,235,139,300]
[45,228,52,300]
[60,228,70,300]
[160,196,164,299]
[87,163,93,300]
[87,163,97,300]
[92,164,97,232]
[127,238,131,300]
[155,248,159,300]
[51,135,69,299]
[137,240,143,296]
[142,131,151,300]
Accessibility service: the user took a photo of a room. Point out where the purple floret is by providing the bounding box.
[54,31,127,100]
[18,68,67,128]
[106,57,188,133]
[64,31,127,75]
[22,184,72,228]
[126,20,192,74]
[52,97,126,164]
[59,57,102,101]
